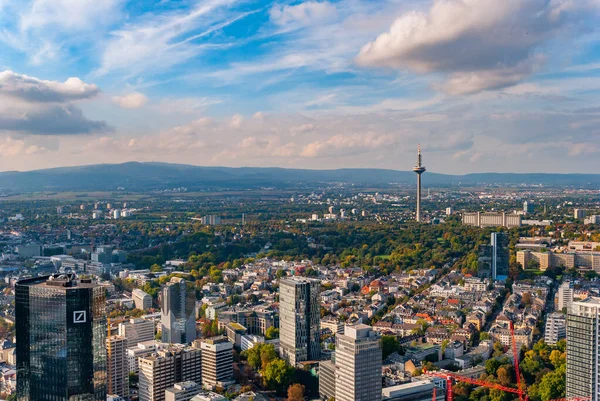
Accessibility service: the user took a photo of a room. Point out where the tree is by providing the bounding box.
[263,359,293,391]
[381,335,400,359]
[287,383,305,401]
[538,365,566,400]
[265,326,280,340]
[549,349,565,369]
[497,366,512,386]
[479,332,490,341]
[150,263,163,273]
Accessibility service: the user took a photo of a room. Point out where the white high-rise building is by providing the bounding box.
[119,318,156,348]
[557,281,574,311]
[544,312,566,345]
[334,325,382,401]
[567,297,600,401]
[279,277,321,366]
[107,335,129,399]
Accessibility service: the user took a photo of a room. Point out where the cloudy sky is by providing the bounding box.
[0,0,599,174]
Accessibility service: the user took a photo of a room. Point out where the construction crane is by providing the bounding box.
[424,318,589,401]
[509,321,524,401]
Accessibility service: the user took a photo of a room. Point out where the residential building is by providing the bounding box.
[161,277,197,344]
[107,335,129,399]
[196,336,233,388]
[566,297,600,401]
[574,208,587,219]
[119,318,156,348]
[165,381,202,401]
[133,288,153,310]
[545,313,566,345]
[335,324,382,401]
[138,346,202,401]
[279,277,321,365]
[523,201,534,215]
[15,274,107,401]
[558,281,574,311]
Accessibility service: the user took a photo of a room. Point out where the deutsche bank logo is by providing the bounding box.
[73,311,87,323]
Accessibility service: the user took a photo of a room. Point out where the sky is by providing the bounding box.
[0,0,599,174]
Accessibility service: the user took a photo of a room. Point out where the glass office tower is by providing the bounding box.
[16,274,107,401]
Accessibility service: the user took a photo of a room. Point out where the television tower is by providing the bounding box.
[412,144,426,222]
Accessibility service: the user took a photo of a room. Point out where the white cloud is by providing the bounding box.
[0,0,122,64]
[0,70,99,102]
[356,0,597,94]
[0,136,47,156]
[270,1,337,26]
[94,0,241,77]
[20,0,121,31]
[300,132,395,158]
[112,92,148,109]
[229,114,244,128]
[0,71,109,135]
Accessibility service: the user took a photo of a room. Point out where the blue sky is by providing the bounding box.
[0,0,599,174]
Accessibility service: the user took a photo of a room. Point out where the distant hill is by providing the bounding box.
[0,162,597,192]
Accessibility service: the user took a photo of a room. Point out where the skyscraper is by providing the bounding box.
[334,325,382,401]
[107,335,129,399]
[477,232,509,280]
[279,277,320,365]
[566,297,600,401]
[412,144,426,222]
[161,277,196,344]
[491,232,509,280]
[16,274,107,401]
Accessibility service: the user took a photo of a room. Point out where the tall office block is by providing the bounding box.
[523,201,534,214]
[196,336,234,388]
[566,298,600,401]
[133,288,153,310]
[119,318,156,348]
[138,346,201,401]
[107,335,129,399]
[335,325,382,401]
[16,274,107,401]
[279,277,320,365]
[161,277,196,344]
[412,145,426,222]
[491,232,509,280]
[478,232,509,280]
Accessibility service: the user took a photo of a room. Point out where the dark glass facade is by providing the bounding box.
[16,275,107,401]
[477,232,509,280]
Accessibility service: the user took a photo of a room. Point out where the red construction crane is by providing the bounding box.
[424,320,589,401]
[509,321,524,401]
